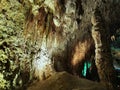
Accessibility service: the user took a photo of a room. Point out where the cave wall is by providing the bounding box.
[0,0,32,89]
[28,0,120,80]
[0,0,120,89]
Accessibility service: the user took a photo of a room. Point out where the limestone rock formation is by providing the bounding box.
[0,0,120,90]
[91,8,117,90]
[27,72,107,90]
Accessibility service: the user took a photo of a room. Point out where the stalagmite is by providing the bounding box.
[91,8,117,90]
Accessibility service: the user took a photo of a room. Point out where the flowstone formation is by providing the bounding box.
[24,0,81,80]
[24,0,120,81]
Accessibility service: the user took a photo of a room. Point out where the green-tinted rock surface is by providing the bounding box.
[0,0,31,89]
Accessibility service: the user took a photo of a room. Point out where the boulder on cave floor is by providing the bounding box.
[27,71,106,90]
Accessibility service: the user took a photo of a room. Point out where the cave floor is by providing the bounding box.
[27,72,106,90]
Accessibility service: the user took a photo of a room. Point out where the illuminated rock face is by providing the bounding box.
[33,38,54,80]
[24,0,120,81]
[30,0,93,80]
[32,33,67,80]
[32,35,66,80]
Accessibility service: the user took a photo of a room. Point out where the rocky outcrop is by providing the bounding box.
[27,72,107,90]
